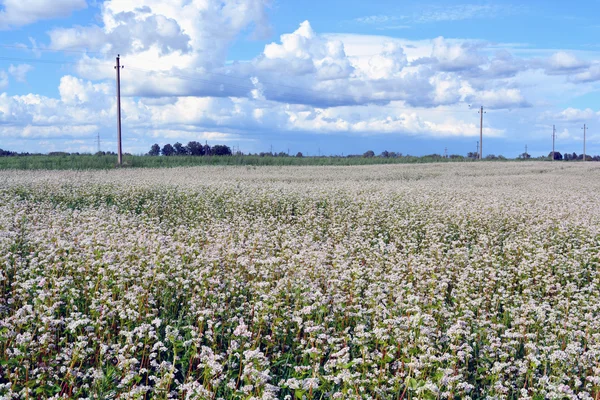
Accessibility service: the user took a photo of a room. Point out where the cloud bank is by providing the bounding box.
[1,0,600,154]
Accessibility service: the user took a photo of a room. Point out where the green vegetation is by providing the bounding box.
[0,153,476,170]
[2,164,600,398]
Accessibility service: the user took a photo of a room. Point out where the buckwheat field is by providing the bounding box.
[1,162,600,400]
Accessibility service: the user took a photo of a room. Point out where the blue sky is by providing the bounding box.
[1,0,600,157]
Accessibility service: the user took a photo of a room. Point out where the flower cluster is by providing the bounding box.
[1,162,600,399]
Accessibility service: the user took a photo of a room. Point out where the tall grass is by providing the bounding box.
[0,154,475,170]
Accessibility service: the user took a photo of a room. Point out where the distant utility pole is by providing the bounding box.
[525,144,528,156]
[114,55,124,165]
[476,141,479,156]
[96,132,101,153]
[469,105,485,159]
[444,147,448,158]
[478,106,485,159]
[552,125,556,161]
[582,124,587,162]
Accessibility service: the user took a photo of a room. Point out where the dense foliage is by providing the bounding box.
[1,163,600,399]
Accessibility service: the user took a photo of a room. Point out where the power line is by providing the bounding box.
[0,51,490,115]
[0,51,523,150]
[0,55,78,66]
[1,43,385,105]
[125,65,369,106]
[469,105,486,159]
[0,43,107,56]
[125,65,479,112]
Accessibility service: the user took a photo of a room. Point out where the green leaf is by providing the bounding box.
[422,391,437,400]
[409,377,418,390]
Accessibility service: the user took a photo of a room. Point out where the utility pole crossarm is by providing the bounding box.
[468,104,485,160]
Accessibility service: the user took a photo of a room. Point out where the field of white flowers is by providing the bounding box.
[1,162,600,399]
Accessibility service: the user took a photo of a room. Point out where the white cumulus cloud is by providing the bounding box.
[543,51,589,75]
[0,70,8,89]
[8,64,33,83]
[0,0,86,29]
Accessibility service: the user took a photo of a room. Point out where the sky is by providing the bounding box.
[1,0,600,157]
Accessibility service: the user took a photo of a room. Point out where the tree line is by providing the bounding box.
[2,145,600,161]
[148,142,233,156]
[547,151,600,161]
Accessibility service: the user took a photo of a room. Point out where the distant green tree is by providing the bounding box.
[0,148,17,156]
[296,152,303,158]
[548,151,563,160]
[149,144,160,156]
[162,144,175,156]
[186,141,204,156]
[363,150,375,158]
[211,145,232,156]
[173,142,188,156]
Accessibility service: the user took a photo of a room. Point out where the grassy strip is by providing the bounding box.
[0,154,480,170]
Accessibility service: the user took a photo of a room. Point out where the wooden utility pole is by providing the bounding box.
[115,55,124,165]
[582,124,587,162]
[479,106,484,160]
